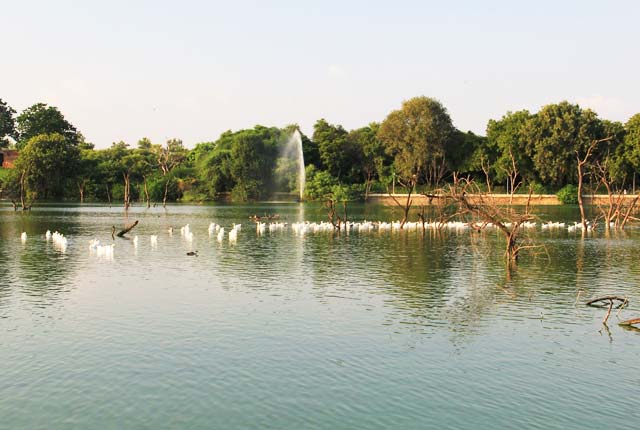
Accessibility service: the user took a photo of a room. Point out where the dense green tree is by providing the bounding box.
[304,165,338,200]
[155,138,188,206]
[348,123,389,197]
[230,133,271,200]
[16,103,80,149]
[135,138,159,207]
[197,148,233,198]
[0,98,17,148]
[623,114,640,176]
[447,130,491,180]
[378,96,456,188]
[486,110,535,192]
[14,133,81,200]
[313,119,361,181]
[76,145,101,202]
[524,102,604,188]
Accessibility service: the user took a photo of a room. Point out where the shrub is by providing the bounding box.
[557,184,578,204]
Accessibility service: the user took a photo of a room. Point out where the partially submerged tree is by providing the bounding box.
[445,175,537,264]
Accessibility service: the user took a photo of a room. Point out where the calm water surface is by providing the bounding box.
[1,203,639,429]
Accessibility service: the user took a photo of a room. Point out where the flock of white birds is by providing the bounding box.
[18,218,601,259]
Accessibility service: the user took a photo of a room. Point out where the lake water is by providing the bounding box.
[1,203,639,429]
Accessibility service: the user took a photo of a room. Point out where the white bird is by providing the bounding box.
[20,232,27,242]
[217,228,225,242]
[133,236,139,247]
[150,235,158,247]
[45,230,52,240]
[208,222,217,236]
[229,227,238,243]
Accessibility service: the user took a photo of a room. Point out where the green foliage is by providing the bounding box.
[0,98,17,148]
[331,183,364,202]
[230,132,273,201]
[16,103,79,149]
[14,133,81,199]
[378,96,456,186]
[313,119,363,182]
[304,165,338,200]
[557,184,579,204]
[524,102,605,187]
[486,110,535,183]
[448,130,490,176]
[4,95,638,204]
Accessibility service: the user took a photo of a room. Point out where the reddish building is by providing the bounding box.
[0,150,19,168]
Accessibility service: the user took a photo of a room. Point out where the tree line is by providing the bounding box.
[1,96,639,207]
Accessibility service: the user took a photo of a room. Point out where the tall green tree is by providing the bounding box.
[13,133,81,200]
[348,123,389,198]
[378,96,456,188]
[486,110,535,192]
[76,144,101,203]
[0,98,17,148]
[16,103,80,149]
[623,114,640,174]
[447,130,491,182]
[230,133,271,200]
[313,119,360,181]
[155,138,188,206]
[135,137,158,207]
[524,102,604,188]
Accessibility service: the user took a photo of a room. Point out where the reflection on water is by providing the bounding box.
[0,203,639,429]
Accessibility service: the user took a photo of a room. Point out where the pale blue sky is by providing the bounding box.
[2,0,638,148]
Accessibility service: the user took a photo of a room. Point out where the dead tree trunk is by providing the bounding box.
[388,177,415,229]
[163,179,170,208]
[576,137,612,234]
[143,177,150,209]
[116,220,139,237]
[123,172,131,210]
[105,184,112,207]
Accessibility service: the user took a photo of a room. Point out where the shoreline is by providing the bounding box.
[366,193,638,206]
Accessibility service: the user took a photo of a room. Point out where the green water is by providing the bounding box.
[1,203,639,429]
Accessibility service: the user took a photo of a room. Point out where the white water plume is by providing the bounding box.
[279,129,306,200]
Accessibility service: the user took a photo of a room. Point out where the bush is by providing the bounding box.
[331,184,364,202]
[304,166,338,200]
[557,184,578,204]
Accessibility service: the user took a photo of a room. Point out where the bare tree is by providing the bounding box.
[575,137,611,233]
[445,175,537,263]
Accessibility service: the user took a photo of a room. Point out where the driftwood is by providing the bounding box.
[619,318,640,327]
[585,296,628,308]
[115,220,139,237]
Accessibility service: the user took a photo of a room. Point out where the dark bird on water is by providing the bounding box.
[186,251,198,256]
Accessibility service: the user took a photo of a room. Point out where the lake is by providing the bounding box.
[1,203,639,429]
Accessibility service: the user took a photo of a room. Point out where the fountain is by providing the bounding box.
[279,129,306,201]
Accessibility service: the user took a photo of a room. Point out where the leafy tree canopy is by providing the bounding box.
[0,98,18,148]
[378,96,456,187]
[16,103,80,149]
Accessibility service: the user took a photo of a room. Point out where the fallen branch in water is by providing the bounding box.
[602,300,614,325]
[585,296,628,308]
[618,318,640,327]
[116,220,139,237]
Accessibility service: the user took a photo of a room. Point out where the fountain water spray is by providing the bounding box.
[280,129,306,201]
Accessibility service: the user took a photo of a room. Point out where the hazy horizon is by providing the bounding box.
[2,0,638,148]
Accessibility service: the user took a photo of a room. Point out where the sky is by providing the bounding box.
[2,0,639,148]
